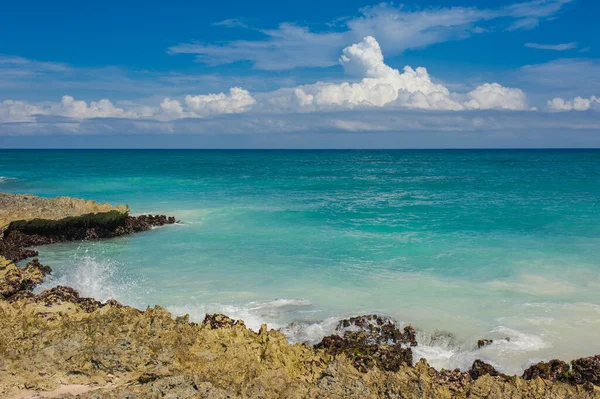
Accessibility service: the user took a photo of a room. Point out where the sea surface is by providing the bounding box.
[1,149,599,374]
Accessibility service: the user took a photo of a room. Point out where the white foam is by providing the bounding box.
[35,251,143,306]
[167,298,314,333]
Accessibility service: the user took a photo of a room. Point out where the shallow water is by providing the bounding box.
[2,149,600,374]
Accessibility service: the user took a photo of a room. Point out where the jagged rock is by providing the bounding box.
[522,359,570,382]
[202,313,239,329]
[469,359,510,381]
[0,257,51,299]
[437,367,473,392]
[315,315,415,373]
[571,355,600,386]
[26,285,103,312]
[478,338,494,348]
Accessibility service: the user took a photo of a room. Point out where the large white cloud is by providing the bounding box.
[547,96,599,111]
[283,36,527,112]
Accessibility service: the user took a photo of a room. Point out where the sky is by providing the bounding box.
[0,0,599,148]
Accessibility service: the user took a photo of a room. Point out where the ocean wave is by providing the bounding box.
[0,176,16,183]
[34,250,146,308]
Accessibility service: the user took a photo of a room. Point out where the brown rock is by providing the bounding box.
[522,359,570,382]
[571,355,600,386]
[469,359,510,381]
[315,315,415,373]
[0,257,51,299]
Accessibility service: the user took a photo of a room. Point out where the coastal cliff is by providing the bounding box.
[1,193,599,398]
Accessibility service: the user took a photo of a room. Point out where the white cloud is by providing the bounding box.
[466,83,528,110]
[185,87,256,116]
[524,42,577,51]
[160,98,186,119]
[170,0,573,70]
[53,95,138,119]
[0,37,531,124]
[0,100,47,122]
[548,96,599,111]
[274,37,527,112]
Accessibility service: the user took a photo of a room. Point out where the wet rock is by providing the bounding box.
[469,359,510,381]
[1,211,177,262]
[337,314,417,346]
[571,355,600,386]
[477,339,494,348]
[315,315,415,373]
[522,359,570,382]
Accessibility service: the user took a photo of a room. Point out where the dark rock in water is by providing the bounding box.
[315,314,415,373]
[522,359,570,382]
[469,359,510,381]
[337,314,417,346]
[477,339,493,348]
[570,355,600,386]
[0,211,177,262]
[203,314,239,329]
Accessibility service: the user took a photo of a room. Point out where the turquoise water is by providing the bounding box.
[1,149,600,373]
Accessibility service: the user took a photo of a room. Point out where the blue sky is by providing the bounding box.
[1,0,599,148]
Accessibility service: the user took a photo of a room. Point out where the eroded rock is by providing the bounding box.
[571,355,600,386]
[523,359,570,382]
[315,315,415,373]
[0,257,51,299]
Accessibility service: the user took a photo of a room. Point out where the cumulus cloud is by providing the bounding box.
[0,37,530,125]
[53,95,138,119]
[185,87,255,116]
[548,96,599,111]
[466,83,528,110]
[275,37,527,112]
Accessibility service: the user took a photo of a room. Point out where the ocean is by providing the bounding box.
[1,149,599,374]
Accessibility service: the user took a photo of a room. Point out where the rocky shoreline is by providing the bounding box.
[1,193,599,398]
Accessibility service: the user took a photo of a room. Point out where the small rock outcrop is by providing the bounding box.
[523,359,571,382]
[0,192,177,262]
[469,359,510,381]
[0,192,128,231]
[315,314,416,372]
[571,355,600,386]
